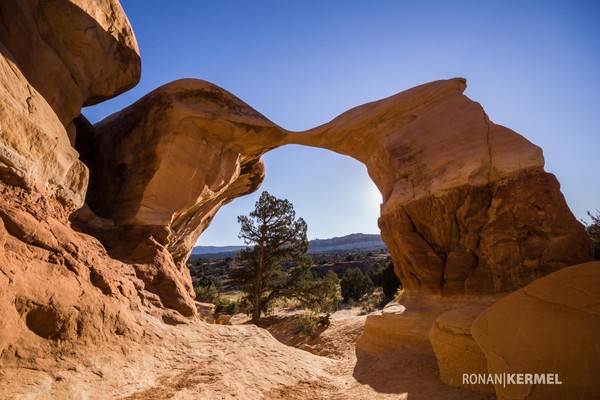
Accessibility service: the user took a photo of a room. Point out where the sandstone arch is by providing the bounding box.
[75,77,592,314]
[0,0,595,380]
[0,0,593,328]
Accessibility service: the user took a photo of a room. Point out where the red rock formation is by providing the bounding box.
[291,79,593,295]
[79,77,592,301]
[0,0,183,365]
[0,0,593,372]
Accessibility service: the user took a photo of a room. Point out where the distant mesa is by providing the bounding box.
[308,233,387,253]
[192,233,387,257]
[192,245,247,256]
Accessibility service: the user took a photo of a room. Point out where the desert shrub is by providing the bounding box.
[340,268,374,302]
[214,296,239,315]
[382,261,401,300]
[194,283,218,303]
[583,210,600,259]
[273,297,302,310]
[368,262,385,286]
[360,290,387,314]
[318,270,341,313]
[298,310,319,337]
[345,254,355,262]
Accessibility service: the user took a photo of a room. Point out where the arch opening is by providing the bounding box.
[197,145,382,248]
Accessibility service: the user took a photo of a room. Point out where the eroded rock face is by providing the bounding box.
[471,262,600,400]
[291,79,593,295]
[78,79,286,265]
[0,0,140,207]
[0,0,166,365]
[74,80,289,312]
[0,0,140,130]
[0,177,148,365]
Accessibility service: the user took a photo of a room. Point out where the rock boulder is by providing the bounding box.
[429,306,492,391]
[472,262,600,399]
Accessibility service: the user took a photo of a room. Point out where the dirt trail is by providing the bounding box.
[113,309,494,400]
[253,304,495,400]
[1,302,496,399]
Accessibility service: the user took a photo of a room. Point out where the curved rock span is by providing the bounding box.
[78,77,592,303]
[0,0,594,369]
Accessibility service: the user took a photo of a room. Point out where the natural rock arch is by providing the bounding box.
[0,0,592,326]
[0,0,594,370]
[75,78,592,315]
[3,6,600,400]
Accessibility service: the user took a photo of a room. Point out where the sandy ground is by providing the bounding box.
[1,300,497,399]
[256,303,495,400]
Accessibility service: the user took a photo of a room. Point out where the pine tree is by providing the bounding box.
[232,191,338,324]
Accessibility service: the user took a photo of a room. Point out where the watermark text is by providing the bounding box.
[462,373,562,387]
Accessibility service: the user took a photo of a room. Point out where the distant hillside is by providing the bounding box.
[308,233,386,253]
[192,245,246,255]
[192,233,386,258]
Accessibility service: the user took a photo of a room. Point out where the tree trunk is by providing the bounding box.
[251,290,261,324]
[252,236,265,324]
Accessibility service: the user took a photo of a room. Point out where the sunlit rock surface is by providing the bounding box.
[0,0,140,207]
[291,78,593,295]
[0,0,140,129]
[0,0,184,368]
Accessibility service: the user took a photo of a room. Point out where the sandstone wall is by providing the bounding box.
[0,0,185,364]
[0,0,140,207]
[472,262,600,399]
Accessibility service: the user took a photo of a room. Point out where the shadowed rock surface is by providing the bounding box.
[472,261,600,400]
[429,306,492,391]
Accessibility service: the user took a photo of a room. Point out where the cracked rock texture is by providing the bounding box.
[429,306,492,391]
[472,261,600,400]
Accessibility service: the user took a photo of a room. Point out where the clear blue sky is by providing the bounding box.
[84,0,600,246]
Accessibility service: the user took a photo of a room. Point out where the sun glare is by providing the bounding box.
[366,181,383,212]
